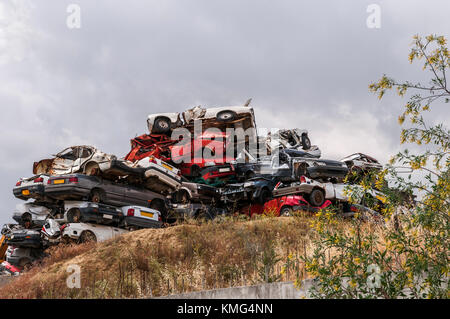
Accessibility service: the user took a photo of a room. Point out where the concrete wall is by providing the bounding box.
[158,279,316,299]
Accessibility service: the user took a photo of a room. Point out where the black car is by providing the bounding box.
[171,182,221,204]
[64,201,123,226]
[278,149,349,182]
[221,176,279,205]
[44,174,167,212]
[5,228,42,249]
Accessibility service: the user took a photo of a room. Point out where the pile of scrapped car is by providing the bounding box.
[0,100,386,272]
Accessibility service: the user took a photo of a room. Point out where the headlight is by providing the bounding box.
[243,182,254,188]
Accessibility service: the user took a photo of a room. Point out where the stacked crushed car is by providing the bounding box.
[1,100,386,272]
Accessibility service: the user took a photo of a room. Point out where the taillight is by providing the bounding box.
[34,177,43,183]
[149,157,157,164]
[47,179,52,184]
[60,224,67,231]
[127,208,135,216]
[68,177,78,183]
[300,176,306,183]
[15,181,21,186]
[158,215,162,222]
[350,205,358,212]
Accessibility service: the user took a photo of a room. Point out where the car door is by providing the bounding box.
[52,147,77,174]
[100,180,127,206]
[123,184,155,207]
[70,146,92,173]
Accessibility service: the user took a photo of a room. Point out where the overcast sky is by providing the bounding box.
[0,0,449,225]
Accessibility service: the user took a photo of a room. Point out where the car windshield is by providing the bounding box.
[56,148,77,160]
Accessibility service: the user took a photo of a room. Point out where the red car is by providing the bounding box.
[124,133,177,163]
[238,195,332,217]
[171,132,236,179]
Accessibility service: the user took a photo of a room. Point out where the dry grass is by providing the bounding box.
[0,212,354,299]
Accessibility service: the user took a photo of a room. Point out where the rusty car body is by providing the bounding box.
[33,145,116,177]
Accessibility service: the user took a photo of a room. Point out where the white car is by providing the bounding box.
[340,153,383,172]
[12,202,53,227]
[147,103,256,134]
[265,128,313,152]
[121,205,162,229]
[41,219,63,245]
[62,222,129,243]
[110,156,182,194]
[137,156,181,192]
[33,145,117,176]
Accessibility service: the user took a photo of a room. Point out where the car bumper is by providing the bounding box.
[6,238,42,249]
[13,184,45,200]
[124,216,162,229]
[45,184,91,200]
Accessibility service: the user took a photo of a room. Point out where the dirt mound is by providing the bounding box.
[0,216,317,298]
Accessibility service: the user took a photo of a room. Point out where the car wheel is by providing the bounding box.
[84,162,101,176]
[154,117,171,133]
[90,189,104,203]
[280,206,293,217]
[216,110,236,122]
[149,199,169,222]
[309,188,325,207]
[301,134,311,150]
[80,231,97,243]
[67,208,82,223]
[257,188,271,205]
[175,189,190,204]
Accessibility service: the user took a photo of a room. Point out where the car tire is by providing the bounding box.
[301,134,311,150]
[257,188,271,205]
[309,188,325,207]
[84,162,101,176]
[174,189,190,204]
[149,199,169,222]
[67,208,82,223]
[216,110,236,122]
[154,117,171,133]
[280,206,293,217]
[90,189,104,203]
[80,231,97,243]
